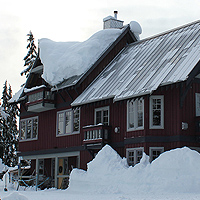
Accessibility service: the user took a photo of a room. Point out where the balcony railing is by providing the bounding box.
[83,124,111,149]
[25,87,55,112]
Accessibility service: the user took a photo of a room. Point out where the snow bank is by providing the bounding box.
[68,145,200,195]
[40,29,122,86]
[2,192,28,200]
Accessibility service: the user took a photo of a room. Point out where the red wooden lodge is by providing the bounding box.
[11,12,200,189]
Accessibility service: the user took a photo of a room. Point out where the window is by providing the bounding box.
[149,147,164,162]
[150,95,164,129]
[57,108,80,136]
[20,117,38,140]
[196,93,200,116]
[95,106,109,125]
[126,147,144,166]
[127,99,144,131]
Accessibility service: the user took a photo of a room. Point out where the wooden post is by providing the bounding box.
[54,157,58,188]
[17,157,22,191]
[35,158,39,191]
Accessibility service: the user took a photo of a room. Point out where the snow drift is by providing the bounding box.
[68,145,200,195]
[39,29,122,86]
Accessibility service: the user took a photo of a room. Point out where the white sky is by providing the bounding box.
[0,0,200,96]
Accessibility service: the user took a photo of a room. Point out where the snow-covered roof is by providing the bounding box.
[39,29,123,86]
[8,86,24,103]
[72,20,200,106]
[24,85,46,93]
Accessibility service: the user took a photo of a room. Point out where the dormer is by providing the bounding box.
[103,11,124,29]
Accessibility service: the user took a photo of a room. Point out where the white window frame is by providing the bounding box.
[127,98,144,131]
[195,93,200,116]
[149,147,164,162]
[56,108,80,136]
[94,106,109,125]
[126,147,144,166]
[19,116,38,141]
[149,95,164,129]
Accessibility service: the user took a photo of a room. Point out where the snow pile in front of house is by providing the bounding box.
[2,192,28,200]
[39,29,122,86]
[68,145,200,195]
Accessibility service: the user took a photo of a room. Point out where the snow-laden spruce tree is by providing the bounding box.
[0,81,18,167]
[21,31,37,77]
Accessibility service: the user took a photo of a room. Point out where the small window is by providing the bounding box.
[196,93,200,116]
[149,147,164,162]
[127,99,144,131]
[150,96,164,129]
[19,116,38,141]
[57,108,80,136]
[95,106,109,125]
[126,147,144,166]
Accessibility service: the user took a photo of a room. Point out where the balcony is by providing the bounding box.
[83,124,111,150]
[26,87,55,112]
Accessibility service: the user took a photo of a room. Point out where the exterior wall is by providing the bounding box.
[19,81,200,170]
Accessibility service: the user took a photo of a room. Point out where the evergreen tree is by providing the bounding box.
[21,31,37,77]
[0,81,18,167]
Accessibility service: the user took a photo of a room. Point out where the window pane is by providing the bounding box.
[128,151,134,166]
[32,118,38,138]
[58,113,64,135]
[27,120,32,139]
[63,158,69,175]
[73,109,80,132]
[137,100,143,127]
[96,111,101,124]
[128,101,134,128]
[103,110,108,125]
[153,110,161,125]
[152,98,162,126]
[152,150,162,161]
[136,150,143,164]
[65,111,72,134]
[20,121,26,140]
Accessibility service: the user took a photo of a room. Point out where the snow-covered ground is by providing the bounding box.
[1,145,200,200]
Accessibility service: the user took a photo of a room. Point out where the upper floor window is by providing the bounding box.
[150,95,164,129]
[95,106,109,125]
[127,98,144,131]
[126,147,144,166]
[20,116,38,141]
[57,108,80,136]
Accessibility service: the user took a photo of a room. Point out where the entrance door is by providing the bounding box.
[58,158,68,189]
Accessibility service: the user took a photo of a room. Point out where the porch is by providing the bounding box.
[18,151,80,189]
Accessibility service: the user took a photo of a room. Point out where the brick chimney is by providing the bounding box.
[103,11,124,29]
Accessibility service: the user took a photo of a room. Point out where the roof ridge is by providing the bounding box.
[134,19,200,45]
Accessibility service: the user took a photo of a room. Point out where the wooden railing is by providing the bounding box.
[83,124,111,148]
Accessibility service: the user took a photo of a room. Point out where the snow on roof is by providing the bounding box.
[130,21,142,40]
[39,29,123,86]
[8,86,24,103]
[24,85,46,93]
[72,20,200,106]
